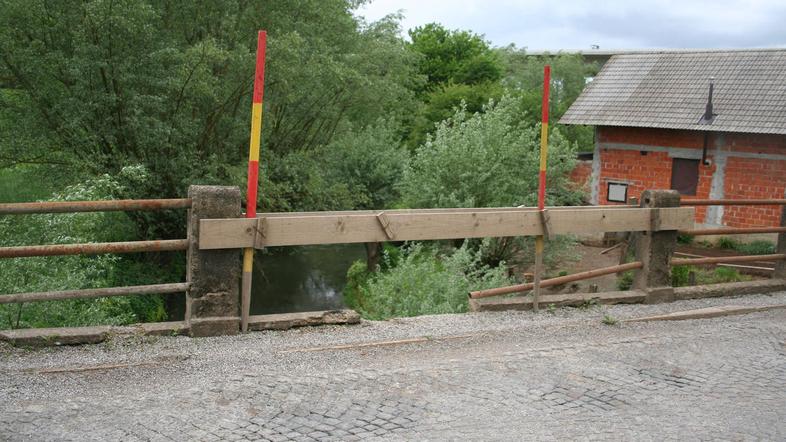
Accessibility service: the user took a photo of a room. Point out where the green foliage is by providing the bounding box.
[317,119,410,210]
[408,23,501,90]
[498,50,599,152]
[401,96,582,208]
[717,237,737,250]
[405,23,503,148]
[671,265,748,287]
[671,265,692,287]
[716,238,775,255]
[0,166,60,203]
[0,0,420,217]
[677,234,694,244]
[617,271,634,291]
[0,167,176,328]
[711,267,745,283]
[602,314,618,326]
[347,243,512,320]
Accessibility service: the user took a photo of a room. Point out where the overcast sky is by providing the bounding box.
[356,0,786,50]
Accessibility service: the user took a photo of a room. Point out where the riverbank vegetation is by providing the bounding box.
[0,0,597,326]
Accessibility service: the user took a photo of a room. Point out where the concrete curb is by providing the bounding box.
[0,321,188,347]
[623,304,786,322]
[248,309,361,331]
[0,310,361,346]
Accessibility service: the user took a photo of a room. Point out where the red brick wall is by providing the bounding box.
[597,127,786,227]
[723,157,786,227]
[569,160,592,192]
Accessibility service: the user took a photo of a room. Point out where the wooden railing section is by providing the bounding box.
[198,206,694,249]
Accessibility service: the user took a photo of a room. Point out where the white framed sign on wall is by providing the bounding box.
[607,182,628,203]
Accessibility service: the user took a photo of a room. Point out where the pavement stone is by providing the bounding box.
[1,300,785,440]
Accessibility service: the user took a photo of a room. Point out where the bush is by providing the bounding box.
[617,271,634,291]
[400,95,583,209]
[671,265,691,287]
[734,240,776,255]
[0,167,175,329]
[347,243,512,320]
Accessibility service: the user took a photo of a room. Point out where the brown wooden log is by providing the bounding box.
[469,261,644,299]
[680,227,786,235]
[0,239,189,258]
[671,254,786,266]
[0,283,190,304]
[0,198,191,214]
[681,199,786,206]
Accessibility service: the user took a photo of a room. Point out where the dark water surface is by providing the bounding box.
[250,244,366,315]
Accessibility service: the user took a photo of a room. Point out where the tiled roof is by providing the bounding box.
[559,49,786,135]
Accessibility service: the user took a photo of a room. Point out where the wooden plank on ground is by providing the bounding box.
[199,207,694,249]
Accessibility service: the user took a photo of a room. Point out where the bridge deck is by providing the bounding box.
[2,292,786,440]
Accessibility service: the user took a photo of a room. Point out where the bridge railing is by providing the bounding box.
[2,187,785,341]
[675,198,786,274]
[0,198,192,305]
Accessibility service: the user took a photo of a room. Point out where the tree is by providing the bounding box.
[401,96,582,209]
[498,49,600,151]
[0,0,420,227]
[408,23,501,91]
[405,23,504,148]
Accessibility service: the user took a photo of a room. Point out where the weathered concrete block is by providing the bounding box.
[186,185,242,337]
[189,317,241,337]
[645,287,675,304]
[634,189,681,290]
[248,310,361,331]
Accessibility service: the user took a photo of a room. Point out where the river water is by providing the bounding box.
[250,244,366,314]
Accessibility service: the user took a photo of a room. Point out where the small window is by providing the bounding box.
[607,182,628,203]
[671,158,699,196]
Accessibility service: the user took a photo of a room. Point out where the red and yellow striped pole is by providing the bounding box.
[533,64,550,312]
[241,30,267,333]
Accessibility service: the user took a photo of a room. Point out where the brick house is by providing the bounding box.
[560,49,786,228]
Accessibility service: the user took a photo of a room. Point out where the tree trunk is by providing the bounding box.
[365,242,381,272]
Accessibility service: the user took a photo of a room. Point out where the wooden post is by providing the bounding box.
[775,202,786,279]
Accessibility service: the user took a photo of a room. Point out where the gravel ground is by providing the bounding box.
[2,292,786,440]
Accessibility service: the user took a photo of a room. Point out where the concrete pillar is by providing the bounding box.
[775,203,786,279]
[186,185,242,337]
[633,189,681,303]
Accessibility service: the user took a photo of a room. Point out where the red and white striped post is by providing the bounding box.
[241,30,267,332]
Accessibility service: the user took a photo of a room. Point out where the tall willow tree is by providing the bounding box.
[0,0,419,226]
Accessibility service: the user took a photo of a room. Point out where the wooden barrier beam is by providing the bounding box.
[469,261,643,299]
[198,207,694,250]
[671,254,786,266]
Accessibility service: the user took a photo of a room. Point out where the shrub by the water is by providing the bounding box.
[345,243,512,320]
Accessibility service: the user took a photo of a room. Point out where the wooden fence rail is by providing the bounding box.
[199,207,695,249]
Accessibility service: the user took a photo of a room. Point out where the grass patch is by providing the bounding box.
[601,314,618,326]
[716,237,775,255]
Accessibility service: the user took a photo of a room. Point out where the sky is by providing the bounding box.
[356,0,786,51]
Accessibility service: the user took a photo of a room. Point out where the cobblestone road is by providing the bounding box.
[2,296,786,441]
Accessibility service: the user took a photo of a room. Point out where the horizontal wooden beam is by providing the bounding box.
[198,207,694,250]
[671,254,786,266]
